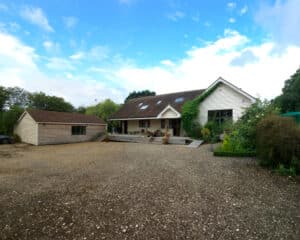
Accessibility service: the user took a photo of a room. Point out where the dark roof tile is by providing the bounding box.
[110,89,205,119]
[27,109,106,124]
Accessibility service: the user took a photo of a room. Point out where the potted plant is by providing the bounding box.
[162,127,170,144]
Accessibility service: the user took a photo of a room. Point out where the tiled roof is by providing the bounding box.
[110,89,205,119]
[27,109,106,124]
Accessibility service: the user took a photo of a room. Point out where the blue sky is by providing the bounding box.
[0,0,299,106]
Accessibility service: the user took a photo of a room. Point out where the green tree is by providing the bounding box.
[275,67,300,113]
[6,87,29,108]
[125,90,156,102]
[0,86,9,111]
[29,92,74,112]
[86,99,120,122]
[85,99,120,132]
[76,106,87,114]
[0,105,23,135]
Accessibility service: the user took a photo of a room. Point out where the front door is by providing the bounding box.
[169,119,181,136]
[123,120,128,134]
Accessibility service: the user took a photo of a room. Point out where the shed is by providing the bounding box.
[14,109,107,145]
[282,112,300,124]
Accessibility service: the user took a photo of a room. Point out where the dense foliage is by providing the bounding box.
[274,67,300,113]
[182,83,220,137]
[217,100,279,153]
[124,90,156,102]
[256,115,300,175]
[85,99,121,131]
[28,92,74,112]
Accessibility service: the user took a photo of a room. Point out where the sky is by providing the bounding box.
[0,0,299,106]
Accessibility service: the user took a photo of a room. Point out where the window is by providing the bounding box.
[175,97,184,103]
[140,105,149,110]
[71,126,86,135]
[138,103,143,107]
[208,109,233,124]
[161,119,165,128]
[139,120,150,128]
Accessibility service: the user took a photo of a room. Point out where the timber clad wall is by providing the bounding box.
[14,111,106,145]
[38,124,106,145]
[14,113,38,145]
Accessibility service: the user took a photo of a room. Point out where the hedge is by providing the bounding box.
[213,150,256,157]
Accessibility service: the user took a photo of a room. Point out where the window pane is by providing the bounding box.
[161,119,165,128]
[208,110,233,124]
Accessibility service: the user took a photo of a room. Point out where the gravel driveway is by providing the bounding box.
[0,142,299,239]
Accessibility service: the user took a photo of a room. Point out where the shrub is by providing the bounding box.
[201,127,211,142]
[13,134,21,143]
[256,115,300,173]
[217,100,279,154]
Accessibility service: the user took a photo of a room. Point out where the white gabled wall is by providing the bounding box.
[160,109,178,118]
[198,83,253,126]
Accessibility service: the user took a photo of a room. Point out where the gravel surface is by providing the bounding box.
[0,142,299,240]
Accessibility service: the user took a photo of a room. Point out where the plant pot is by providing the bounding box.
[162,136,169,144]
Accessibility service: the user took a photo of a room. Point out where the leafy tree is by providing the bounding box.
[76,106,87,114]
[0,105,23,135]
[0,86,9,111]
[275,67,300,113]
[86,99,120,122]
[85,99,120,132]
[125,90,156,102]
[6,87,29,108]
[29,92,74,112]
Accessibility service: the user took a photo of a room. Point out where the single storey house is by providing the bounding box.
[109,77,255,136]
[14,109,107,145]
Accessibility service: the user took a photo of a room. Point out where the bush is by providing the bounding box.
[217,100,279,154]
[201,127,210,142]
[213,149,256,157]
[256,115,300,174]
[13,134,21,143]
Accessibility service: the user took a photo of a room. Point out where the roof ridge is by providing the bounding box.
[127,88,206,102]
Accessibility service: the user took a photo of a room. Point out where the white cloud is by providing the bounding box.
[111,29,300,100]
[167,11,185,21]
[227,2,236,9]
[89,46,110,60]
[255,0,300,47]
[63,16,78,29]
[1,29,300,107]
[20,6,54,32]
[70,46,109,61]
[161,60,175,67]
[229,18,236,23]
[240,5,248,15]
[43,41,60,54]
[70,52,85,60]
[0,31,124,106]
[46,57,75,70]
